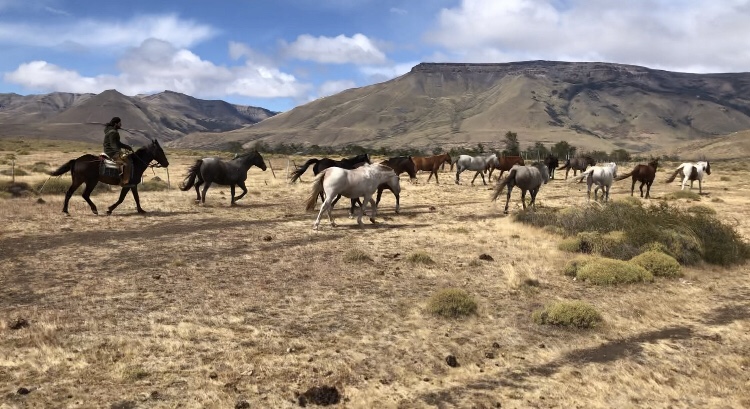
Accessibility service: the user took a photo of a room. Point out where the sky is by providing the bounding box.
[2,0,750,112]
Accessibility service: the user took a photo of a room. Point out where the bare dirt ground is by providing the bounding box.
[1,141,749,408]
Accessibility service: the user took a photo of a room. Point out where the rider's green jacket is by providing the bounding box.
[103,125,132,158]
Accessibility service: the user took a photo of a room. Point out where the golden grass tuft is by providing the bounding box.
[664,190,701,201]
[532,300,603,329]
[407,252,434,264]
[425,288,478,318]
[630,250,682,278]
[686,204,716,215]
[343,248,372,263]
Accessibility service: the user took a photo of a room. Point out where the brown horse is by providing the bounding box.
[558,155,596,179]
[412,153,452,184]
[487,155,525,180]
[615,158,659,198]
[49,139,170,215]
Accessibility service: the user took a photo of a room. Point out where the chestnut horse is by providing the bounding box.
[487,155,525,181]
[412,153,452,184]
[615,158,659,198]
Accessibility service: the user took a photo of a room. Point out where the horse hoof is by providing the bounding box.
[138,210,147,214]
[369,218,376,224]
[106,210,112,215]
[92,210,98,215]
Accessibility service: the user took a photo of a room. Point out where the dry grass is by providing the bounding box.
[1,142,750,408]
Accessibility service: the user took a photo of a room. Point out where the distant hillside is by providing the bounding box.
[647,130,750,160]
[171,61,750,153]
[0,90,277,145]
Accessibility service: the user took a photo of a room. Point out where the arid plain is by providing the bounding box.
[1,139,749,409]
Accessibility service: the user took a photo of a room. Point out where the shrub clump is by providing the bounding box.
[686,205,716,215]
[139,179,169,191]
[532,301,603,329]
[664,190,701,201]
[563,256,594,277]
[343,249,372,263]
[576,257,654,285]
[630,251,682,278]
[426,288,477,318]
[407,252,434,264]
[35,178,111,195]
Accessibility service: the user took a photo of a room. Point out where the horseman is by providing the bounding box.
[103,117,134,186]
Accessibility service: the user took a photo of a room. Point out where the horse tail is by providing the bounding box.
[49,160,75,176]
[574,168,592,183]
[290,159,319,183]
[180,159,203,191]
[614,170,633,182]
[305,169,327,211]
[491,168,516,201]
[664,165,684,183]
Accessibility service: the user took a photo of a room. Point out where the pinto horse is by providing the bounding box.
[615,158,659,198]
[49,139,170,215]
[665,160,711,194]
[487,155,525,181]
[558,155,596,179]
[412,153,452,184]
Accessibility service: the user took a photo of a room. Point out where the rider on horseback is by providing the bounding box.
[103,117,134,186]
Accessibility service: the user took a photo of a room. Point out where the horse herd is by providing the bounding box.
[48,144,713,230]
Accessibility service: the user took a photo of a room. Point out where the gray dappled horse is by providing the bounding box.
[491,162,550,214]
[455,153,499,185]
[180,150,267,205]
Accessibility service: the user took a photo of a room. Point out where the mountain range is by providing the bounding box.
[3,61,750,158]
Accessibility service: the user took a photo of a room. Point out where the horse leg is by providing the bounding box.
[639,181,645,198]
[698,180,702,194]
[529,188,538,209]
[504,186,513,214]
[521,189,528,210]
[107,187,130,215]
[426,171,433,184]
[200,181,212,204]
[434,170,440,184]
[194,177,204,202]
[81,180,99,215]
[480,171,487,185]
[488,167,494,181]
[455,168,462,185]
[62,178,84,215]
[348,198,359,218]
[365,195,377,224]
[131,186,146,214]
[312,198,332,230]
[646,181,652,199]
[230,185,236,206]
[631,178,636,196]
[234,181,248,202]
[471,171,480,185]
[565,168,570,180]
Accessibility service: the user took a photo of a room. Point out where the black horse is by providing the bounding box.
[338,156,417,215]
[180,150,267,206]
[558,155,596,179]
[543,154,559,180]
[49,139,170,215]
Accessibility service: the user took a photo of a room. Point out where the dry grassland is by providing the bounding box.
[1,140,749,408]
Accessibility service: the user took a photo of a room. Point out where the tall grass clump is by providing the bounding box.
[532,301,602,329]
[515,201,750,266]
[407,252,435,265]
[426,288,477,318]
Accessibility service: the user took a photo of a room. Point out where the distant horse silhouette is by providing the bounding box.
[487,155,525,181]
[49,139,170,215]
[543,154,559,179]
[491,162,550,214]
[305,164,399,230]
[180,150,267,205]
[412,153,452,184]
[575,162,617,202]
[615,158,659,198]
[455,154,499,185]
[338,156,416,215]
[558,156,596,179]
[665,160,712,194]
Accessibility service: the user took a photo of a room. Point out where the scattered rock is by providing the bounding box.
[208,372,218,380]
[484,352,495,359]
[478,254,494,261]
[110,401,137,409]
[492,342,501,349]
[235,400,250,409]
[297,385,340,407]
[9,318,29,330]
[445,355,459,368]
[263,235,273,241]
[17,387,30,395]
[36,198,45,204]
[538,343,546,349]
[152,274,161,280]
[428,206,437,212]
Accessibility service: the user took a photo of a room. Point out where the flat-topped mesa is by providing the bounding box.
[410,61,654,82]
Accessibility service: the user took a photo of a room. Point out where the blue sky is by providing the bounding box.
[2,0,750,112]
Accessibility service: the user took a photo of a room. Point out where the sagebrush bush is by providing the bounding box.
[343,249,372,263]
[686,205,716,215]
[563,256,592,277]
[138,179,169,191]
[532,301,602,329]
[0,168,28,176]
[407,252,434,264]
[426,288,477,318]
[630,251,682,278]
[665,190,701,201]
[576,257,654,285]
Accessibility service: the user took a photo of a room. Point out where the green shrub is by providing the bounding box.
[343,249,372,263]
[532,301,602,329]
[630,251,682,278]
[558,237,582,253]
[29,162,50,173]
[563,256,593,277]
[407,252,434,264]
[426,288,477,318]
[0,168,28,176]
[576,258,653,285]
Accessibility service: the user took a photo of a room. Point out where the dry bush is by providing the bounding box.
[576,257,654,285]
[563,256,594,277]
[36,178,111,195]
[407,252,434,264]
[426,288,478,318]
[532,300,603,329]
[720,176,731,181]
[0,168,28,176]
[630,251,682,278]
[343,249,372,263]
[139,179,169,191]
[29,162,50,173]
[687,204,716,215]
[664,190,701,201]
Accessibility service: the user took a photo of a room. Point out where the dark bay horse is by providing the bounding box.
[558,155,596,179]
[180,150,267,205]
[290,153,371,183]
[487,155,525,181]
[615,158,659,198]
[412,153,452,184]
[543,154,559,179]
[49,139,169,215]
[338,156,417,215]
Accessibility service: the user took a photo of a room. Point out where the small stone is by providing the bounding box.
[17,387,30,395]
[9,318,29,330]
[263,235,273,241]
[235,400,250,409]
[492,342,500,349]
[36,198,46,204]
[152,274,161,280]
[539,343,546,349]
[209,372,218,380]
[485,352,495,359]
[478,254,494,261]
[445,355,458,368]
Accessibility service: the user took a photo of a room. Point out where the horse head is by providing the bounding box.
[149,139,170,167]
[648,157,659,169]
[704,160,711,175]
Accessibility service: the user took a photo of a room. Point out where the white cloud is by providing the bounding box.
[390,7,408,15]
[282,33,387,64]
[318,80,357,97]
[4,39,311,99]
[0,13,216,49]
[426,0,750,73]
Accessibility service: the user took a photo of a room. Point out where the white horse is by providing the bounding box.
[305,164,399,230]
[491,162,550,214]
[574,162,618,202]
[455,153,499,185]
[665,161,711,194]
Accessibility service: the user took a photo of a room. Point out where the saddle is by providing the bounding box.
[99,153,125,179]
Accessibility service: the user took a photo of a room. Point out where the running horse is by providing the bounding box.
[486,155,525,181]
[290,153,371,204]
[412,153,452,184]
[491,162,550,214]
[455,153,499,185]
[664,160,711,194]
[543,154,559,180]
[49,139,170,215]
[558,155,596,179]
[615,158,659,198]
[337,156,416,215]
[574,162,618,202]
